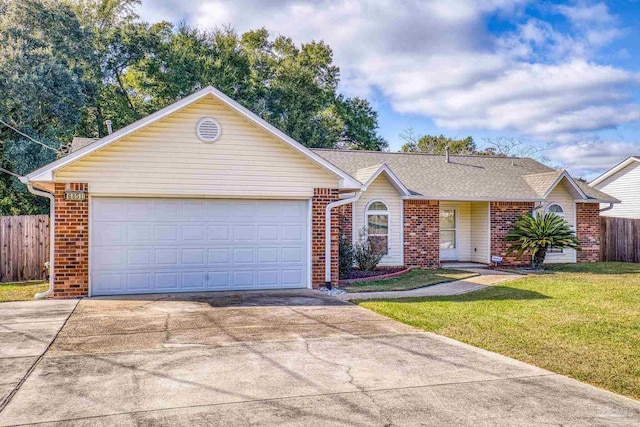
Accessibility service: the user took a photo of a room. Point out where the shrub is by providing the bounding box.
[353,228,384,271]
[339,233,354,278]
[505,212,581,269]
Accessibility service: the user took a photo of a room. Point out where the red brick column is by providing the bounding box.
[337,202,353,242]
[403,200,439,268]
[490,201,534,266]
[576,203,600,262]
[53,183,89,298]
[312,188,339,287]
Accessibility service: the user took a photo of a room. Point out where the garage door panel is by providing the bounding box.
[91,198,308,295]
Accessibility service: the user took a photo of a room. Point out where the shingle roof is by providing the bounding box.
[70,137,98,152]
[576,181,618,203]
[313,149,618,202]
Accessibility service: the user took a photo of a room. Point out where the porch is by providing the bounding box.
[439,201,491,264]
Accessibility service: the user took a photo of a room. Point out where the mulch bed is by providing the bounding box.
[339,266,408,283]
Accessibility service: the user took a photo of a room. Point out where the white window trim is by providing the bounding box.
[545,203,565,254]
[365,199,390,256]
[439,206,459,258]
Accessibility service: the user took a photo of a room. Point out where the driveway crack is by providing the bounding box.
[303,339,394,426]
[0,299,80,414]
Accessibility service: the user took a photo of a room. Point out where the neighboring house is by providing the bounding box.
[589,157,640,218]
[22,86,617,299]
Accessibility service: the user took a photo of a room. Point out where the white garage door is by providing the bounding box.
[90,198,309,296]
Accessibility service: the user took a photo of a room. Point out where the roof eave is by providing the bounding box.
[589,156,640,187]
[402,195,545,202]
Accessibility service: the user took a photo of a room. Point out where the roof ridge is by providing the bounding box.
[311,148,529,160]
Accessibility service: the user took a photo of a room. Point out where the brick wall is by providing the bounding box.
[53,183,89,298]
[576,203,600,262]
[337,202,352,242]
[403,200,439,268]
[490,201,535,266]
[312,188,340,287]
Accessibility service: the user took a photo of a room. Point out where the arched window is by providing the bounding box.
[546,203,565,253]
[546,203,565,218]
[366,200,389,255]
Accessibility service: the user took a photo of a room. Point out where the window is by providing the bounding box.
[546,203,565,253]
[439,209,457,250]
[366,200,389,255]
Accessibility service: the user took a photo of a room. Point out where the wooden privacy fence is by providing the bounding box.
[600,216,640,263]
[0,215,50,282]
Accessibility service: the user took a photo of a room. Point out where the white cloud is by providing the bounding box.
[136,0,640,174]
[548,140,638,178]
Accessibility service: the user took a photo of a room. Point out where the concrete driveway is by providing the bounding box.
[1,291,639,426]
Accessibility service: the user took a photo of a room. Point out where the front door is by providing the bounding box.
[439,207,458,261]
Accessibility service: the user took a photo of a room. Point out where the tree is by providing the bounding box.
[480,136,550,158]
[400,129,476,154]
[505,212,581,268]
[0,0,96,214]
[0,1,387,214]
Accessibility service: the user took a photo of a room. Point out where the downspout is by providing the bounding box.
[599,203,614,213]
[325,191,361,289]
[532,201,545,212]
[24,182,55,299]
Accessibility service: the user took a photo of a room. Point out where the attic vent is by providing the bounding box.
[196,117,221,142]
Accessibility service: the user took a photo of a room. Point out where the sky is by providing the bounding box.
[136,0,640,180]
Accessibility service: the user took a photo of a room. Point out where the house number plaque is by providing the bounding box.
[63,190,86,201]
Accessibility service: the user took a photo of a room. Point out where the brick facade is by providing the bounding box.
[490,201,535,266]
[403,200,440,268]
[53,183,89,298]
[337,203,353,242]
[311,188,340,287]
[576,203,600,262]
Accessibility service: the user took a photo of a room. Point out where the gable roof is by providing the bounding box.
[589,156,640,187]
[313,149,618,202]
[25,86,361,189]
[357,164,411,196]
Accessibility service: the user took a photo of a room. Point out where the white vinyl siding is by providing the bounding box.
[55,96,339,198]
[594,161,640,218]
[354,175,402,266]
[470,201,489,264]
[541,181,576,264]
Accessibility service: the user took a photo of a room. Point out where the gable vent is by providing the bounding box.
[196,117,221,142]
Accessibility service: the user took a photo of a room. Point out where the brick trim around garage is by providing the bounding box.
[53,183,89,298]
[312,188,340,287]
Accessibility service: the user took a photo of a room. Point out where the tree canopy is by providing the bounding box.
[400,130,477,155]
[0,0,387,215]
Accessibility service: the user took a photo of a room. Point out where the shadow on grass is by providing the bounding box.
[546,262,640,275]
[371,286,551,303]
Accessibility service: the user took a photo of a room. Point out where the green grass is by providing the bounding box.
[0,281,48,302]
[358,262,640,399]
[340,268,477,293]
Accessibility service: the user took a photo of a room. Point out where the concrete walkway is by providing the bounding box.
[337,268,521,301]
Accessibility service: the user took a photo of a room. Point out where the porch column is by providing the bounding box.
[403,200,440,268]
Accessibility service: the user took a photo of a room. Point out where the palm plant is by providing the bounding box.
[505,212,581,269]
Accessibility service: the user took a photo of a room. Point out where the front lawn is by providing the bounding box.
[0,281,48,302]
[340,268,477,293]
[358,262,640,399]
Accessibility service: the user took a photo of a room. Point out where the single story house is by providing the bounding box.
[590,156,640,218]
[22,86,617,298]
